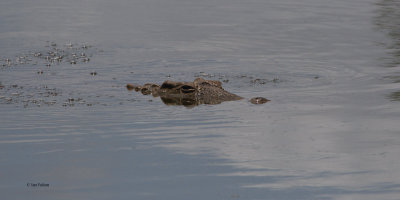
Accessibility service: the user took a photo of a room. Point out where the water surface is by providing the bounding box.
[1,0,400,199]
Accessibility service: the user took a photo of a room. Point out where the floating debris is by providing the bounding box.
[251,78,268,85]
[53,56,63,62]
[250,77,281,85]
[1,42,96,69]
[0,83,64,107]
[250,97,270,104]
[65,42,73,48]
[0,42,117,108]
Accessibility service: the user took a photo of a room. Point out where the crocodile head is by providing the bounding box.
[127,78,253,107]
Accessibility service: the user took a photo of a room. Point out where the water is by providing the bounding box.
[1,0,400,199]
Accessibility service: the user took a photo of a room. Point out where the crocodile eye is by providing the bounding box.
[181,85,195,93]
[161,83,175,89]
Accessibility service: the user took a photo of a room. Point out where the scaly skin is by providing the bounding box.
[127,78,268,107]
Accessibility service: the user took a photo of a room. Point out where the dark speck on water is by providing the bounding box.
[1,0,400,199]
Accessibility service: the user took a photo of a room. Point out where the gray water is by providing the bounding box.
[1,0,400,199]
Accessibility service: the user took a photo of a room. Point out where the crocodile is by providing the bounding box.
[126,78,269,107]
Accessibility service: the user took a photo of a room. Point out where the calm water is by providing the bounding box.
[1,0,400,199]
